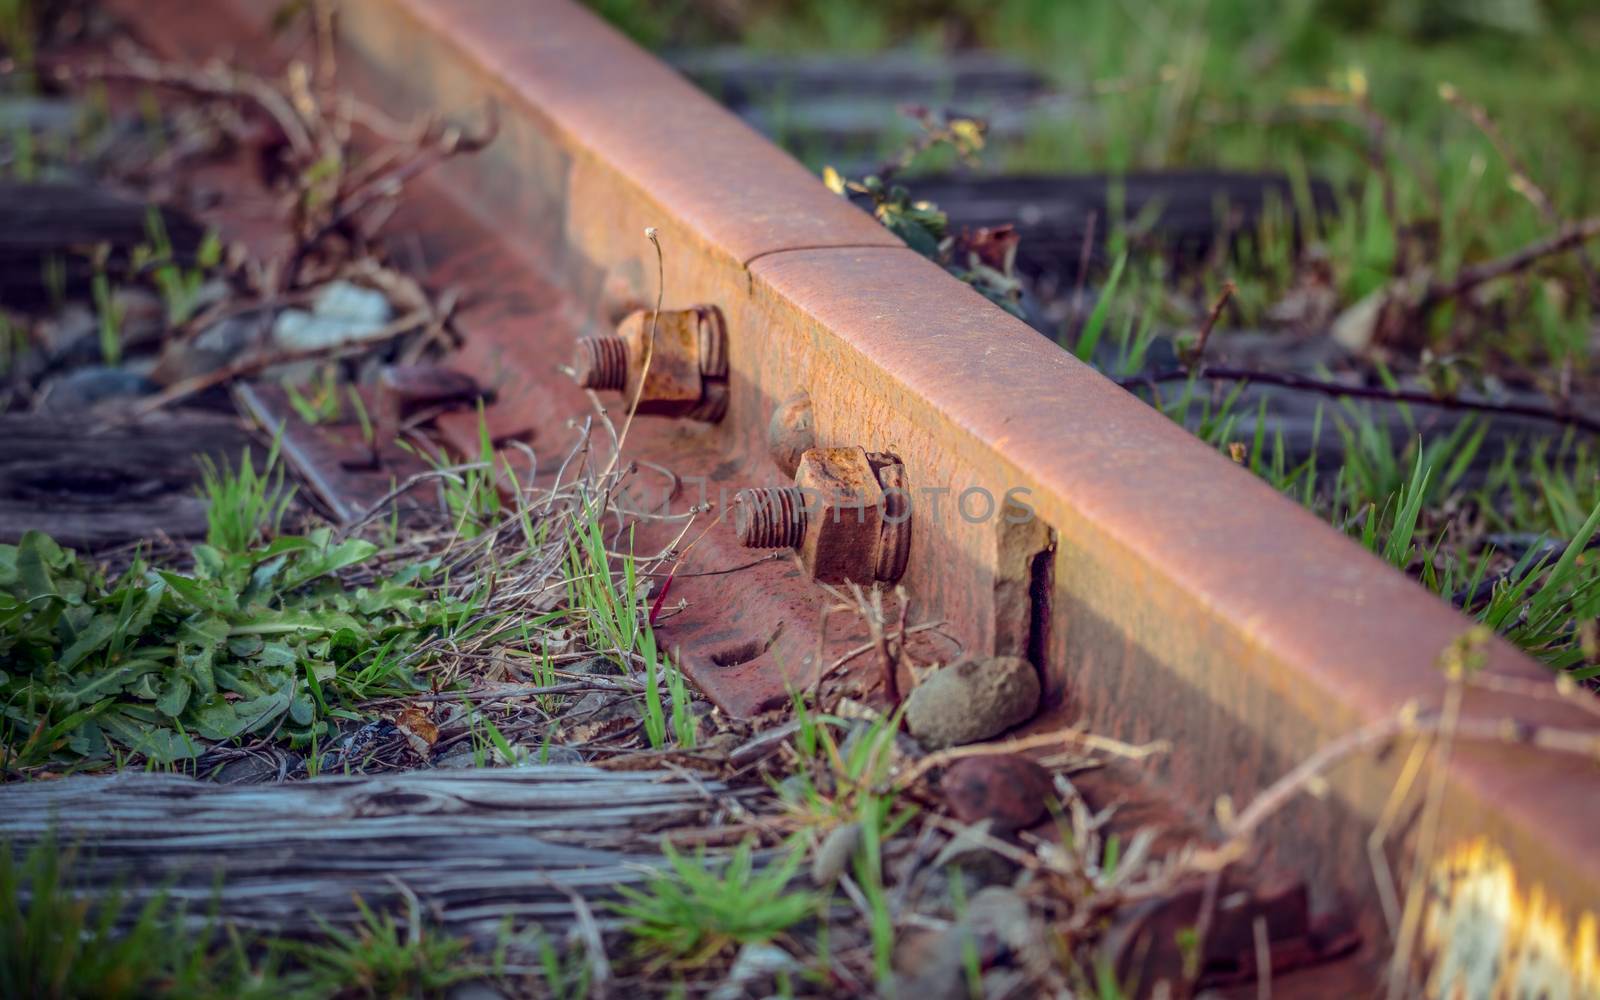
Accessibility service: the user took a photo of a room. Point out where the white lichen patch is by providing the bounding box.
[1422,836,1599,999]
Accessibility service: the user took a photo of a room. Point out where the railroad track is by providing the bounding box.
[82,0,1600,993]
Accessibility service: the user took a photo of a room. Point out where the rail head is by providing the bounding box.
[117,0,1600,989]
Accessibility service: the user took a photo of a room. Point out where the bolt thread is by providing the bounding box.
[696,307,728,378]
[735,487,807,548]
[572,336,628,390]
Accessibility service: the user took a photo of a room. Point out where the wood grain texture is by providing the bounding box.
[0,413,257,549]
[0,767,733,939]
[0,182,204,311]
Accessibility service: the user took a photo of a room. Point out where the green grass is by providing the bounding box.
[2,836,492,1000]
[593,0,1600,362]
[561,501,695,750]
[197,440,297,554]
[285,896,482,998]
[613,838,817,970]
[1153,366,1600,671]
[0,445,495,771]
[585,0,1600,676]
[773,696,918,991]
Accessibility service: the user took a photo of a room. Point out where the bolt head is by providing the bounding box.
[794,446,884,585]
[617,309,704,416]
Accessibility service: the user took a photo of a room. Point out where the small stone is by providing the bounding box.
[570,655,626,676]
[432,748,479,769]
[528,744,584,766]
[272,280,392,352]
[811,820,862,886]
[939,754,1052,834]
[152,314,267,384]
[966,886,1042,958]
[38,366,156,413]
[904,656,1040,750]
[566,689,643,725]
[933,819,1021,886]
[709,942,801,1000]
[447,981,507,1000]
[211,754,286,785]
[901,886,1044,999]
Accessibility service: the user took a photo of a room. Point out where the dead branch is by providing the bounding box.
[1119,364,1600,436]
[1418,215,1600,312]
[1198,704,1600,871]
[1440,83,1600,313]
[892,726,1169,791]
[124,307,428,417]
[1183,280,1236,371]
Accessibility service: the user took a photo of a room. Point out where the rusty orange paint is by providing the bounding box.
[110,0,1600,984]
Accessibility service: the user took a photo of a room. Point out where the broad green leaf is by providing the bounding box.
[228,634,266,657]
[57,613,117,670]
[16,531,68,602]
[100,713,199,762]
[158,572,228,613]
[57,658,162,709]
[157,676,192,718]
[245,553,289,602]
[191,696,246,740]
[281,539,378,590]
[181,615,230,647]
[233,681,293,734]
[191,544,227,580]
[0,544,17,588]
[256,642,298,667]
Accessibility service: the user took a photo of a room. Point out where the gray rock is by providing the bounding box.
[899,887,1041,1000]
[153,313,268,384]
[904,656,1040,750]
[211,754,286,785]
[447,981,507,1000]
[570,655,626,676]
[966,887,1042,959]
[709,942,801,1000]
[933,820,1022,888]
[38,366,156,413]
[432,748,481,769]
[811,820,862,886]
[565,659,641,725]
[272,280,391,352]
[526,743,584,766]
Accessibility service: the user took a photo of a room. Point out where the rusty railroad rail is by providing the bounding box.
[107,0,1600,993]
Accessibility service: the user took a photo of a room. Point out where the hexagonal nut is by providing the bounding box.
[795,446,884,585]
[616,309,704,417]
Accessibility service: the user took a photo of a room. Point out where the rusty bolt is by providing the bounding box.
[734,445,911,585]
[570,306,728,421]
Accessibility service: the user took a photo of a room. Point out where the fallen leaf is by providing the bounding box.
[393,705,438,755]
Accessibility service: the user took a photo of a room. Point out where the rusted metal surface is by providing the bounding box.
[572,306,729,420]
[373,364,487,455]
[117,0,1600,990]
[766,390,816,478]
[235,382,436,524]
[734,446,910,585]
[1103,876,1362,991]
